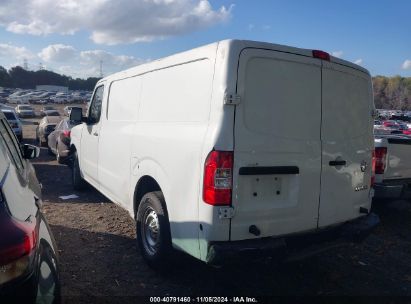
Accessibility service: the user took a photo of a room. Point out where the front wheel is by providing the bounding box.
[136,191,171,268]
[72,151,86,190]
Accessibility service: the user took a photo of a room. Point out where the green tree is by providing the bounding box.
[0,66,12,87]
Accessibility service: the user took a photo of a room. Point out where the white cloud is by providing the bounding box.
[331,50,343,58]
[0,42,145,78]
[0,0,233,45]
[51,48,145,78]
[354,58,363,65]
[402,59,411,70]
[0,43,34,62]
[78,50,145,77]
[38,44,77,62]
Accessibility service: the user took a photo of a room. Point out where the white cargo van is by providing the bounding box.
[68,40,379,266]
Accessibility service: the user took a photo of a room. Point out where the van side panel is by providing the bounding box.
[131,58,215,258]
[98,77,142,209]
[197,41,239,261]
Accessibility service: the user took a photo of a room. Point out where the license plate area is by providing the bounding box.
[236,175,299,210]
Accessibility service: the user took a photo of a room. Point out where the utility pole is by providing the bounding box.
[23,58,28,70]
[99,60,103,78]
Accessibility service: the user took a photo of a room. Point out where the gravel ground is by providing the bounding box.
[19,107,411,301]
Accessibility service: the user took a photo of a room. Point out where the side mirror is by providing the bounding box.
[22,144,40,159]
[69,107,84,123]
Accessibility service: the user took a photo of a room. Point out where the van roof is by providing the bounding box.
[99,39,369,84]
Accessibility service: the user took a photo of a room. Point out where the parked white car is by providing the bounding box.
[15,104,35,118]
[68,39,379,267]
[374,135,411,199]
[50,96,67,104]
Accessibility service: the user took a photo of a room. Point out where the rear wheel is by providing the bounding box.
[36,245,61,304]
[38,136,46,147]
[136,191,171,268]
[56,145,62,164]
[72,151,86,190]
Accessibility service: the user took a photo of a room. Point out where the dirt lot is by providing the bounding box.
[19,107,411,301]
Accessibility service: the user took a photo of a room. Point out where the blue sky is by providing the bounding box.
[0,0,410,78]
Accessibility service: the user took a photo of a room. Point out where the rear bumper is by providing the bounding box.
[373,179,411,199]
[206,213,380,264]
[0,270,37,299]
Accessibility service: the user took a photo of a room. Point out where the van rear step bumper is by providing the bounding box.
[373,179,411,199]
[206,213,380,264]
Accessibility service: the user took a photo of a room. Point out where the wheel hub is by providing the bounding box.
[143,208,160,255]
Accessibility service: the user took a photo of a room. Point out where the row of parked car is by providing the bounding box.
[14,104,75,118]
[374,119,411,135]
[36,113,79,164]
[0,104,79,169]
[0,87,92,105]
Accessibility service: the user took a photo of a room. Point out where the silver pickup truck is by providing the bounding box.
[374,135,411,199]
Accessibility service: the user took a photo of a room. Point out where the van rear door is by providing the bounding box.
[318,62,373,227]
[230,49,322,241]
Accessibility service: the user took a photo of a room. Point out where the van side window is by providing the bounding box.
[0,119,24,171]
[88,85,104,124]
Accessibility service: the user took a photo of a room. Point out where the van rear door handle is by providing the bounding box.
[93,132,99,136]
[329,160,346,167]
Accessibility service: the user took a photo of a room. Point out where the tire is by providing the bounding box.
[36,132,40,146]
[136,191,171,268]
[56,145,62,164]
[36,245,61,304]
[38,135,46,147]
[72,151,86,190]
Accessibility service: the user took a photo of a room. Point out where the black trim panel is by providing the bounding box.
[239,166,299,175]
[329,160,346,166]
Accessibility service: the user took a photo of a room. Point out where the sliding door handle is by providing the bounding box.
[329,160,346,167]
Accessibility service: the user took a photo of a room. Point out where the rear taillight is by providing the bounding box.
[60,130,71,145]
[0,195,37,284]
[375,147,387,174]
[203,151,233,206]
